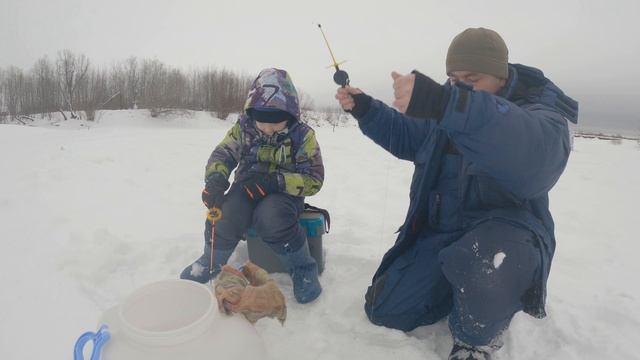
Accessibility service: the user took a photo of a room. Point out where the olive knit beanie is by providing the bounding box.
[446,27,509,79]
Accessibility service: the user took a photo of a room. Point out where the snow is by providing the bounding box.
[493,253,506,269]
[1,110,639,359]
[190,262,205,277]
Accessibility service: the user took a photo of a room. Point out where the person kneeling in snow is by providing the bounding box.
[181,68,324,304]
[335,28,578,359]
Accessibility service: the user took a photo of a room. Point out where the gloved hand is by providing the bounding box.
[335,86,372,119]
[238,173,281,202]
[214,261,287,324]
[404,70,451,121]
[202,173,230,209]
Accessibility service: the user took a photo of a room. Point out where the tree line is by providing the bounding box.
[0,49,255,123]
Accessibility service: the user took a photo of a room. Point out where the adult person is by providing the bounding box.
[336,28,578,359]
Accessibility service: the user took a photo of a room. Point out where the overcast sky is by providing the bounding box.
[1,0,638,132]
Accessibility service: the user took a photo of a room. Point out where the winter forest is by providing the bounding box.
[0,49,324,123]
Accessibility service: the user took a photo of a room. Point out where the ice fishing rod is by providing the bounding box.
[207,208,222,286]
[316,24,350,87]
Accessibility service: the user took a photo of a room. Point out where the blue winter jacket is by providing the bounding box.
[359,64,578,317]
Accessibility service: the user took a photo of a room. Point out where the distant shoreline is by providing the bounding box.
[573,129,639,141]
[573,120,639,139]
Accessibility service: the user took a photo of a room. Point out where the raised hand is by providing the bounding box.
[391,71,416,114]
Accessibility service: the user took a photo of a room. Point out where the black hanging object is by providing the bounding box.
[333,69,349,87]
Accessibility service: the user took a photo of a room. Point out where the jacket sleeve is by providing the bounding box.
[204,123,242,181]
[357,99,435,162]
[281,129,324,197]
[439,85,571,199]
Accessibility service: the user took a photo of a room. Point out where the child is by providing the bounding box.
[181,68,324,304]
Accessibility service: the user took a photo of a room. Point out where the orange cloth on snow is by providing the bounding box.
[214,261,286,324]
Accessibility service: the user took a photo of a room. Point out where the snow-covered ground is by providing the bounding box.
[1,110,639,359]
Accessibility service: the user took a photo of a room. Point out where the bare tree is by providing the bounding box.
[32,56,59,117]
[298,89,315,112]
[4,66,25,119]
[20,74,37,116]
[298,89,316,123]
[139,58,167,113]
[209,69,251,120]
[318,104,343,131]
[82,68,111,120]
[188,68,200,110]
[0,68,6,123]
[56,49,90,119]
[125,57,140,109]
[165,68,188,108]
[200,68,215,112]
[108,62,126,109]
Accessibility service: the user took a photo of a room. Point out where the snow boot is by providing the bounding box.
[448,341,492,360]
[180,247,234,284]
[276,241,322,304]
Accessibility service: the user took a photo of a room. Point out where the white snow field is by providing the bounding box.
[1,110,639,359]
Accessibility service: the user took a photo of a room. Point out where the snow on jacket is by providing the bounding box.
[205,68,324,197]
[358,63,578,318]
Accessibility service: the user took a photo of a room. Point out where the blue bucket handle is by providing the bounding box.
[74,325,111,360]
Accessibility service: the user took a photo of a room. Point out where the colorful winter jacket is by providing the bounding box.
[205,68,324,197]
[359,64,578,318]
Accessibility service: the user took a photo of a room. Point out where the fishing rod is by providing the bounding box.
[207,208,222,286]
[316,24,350,87]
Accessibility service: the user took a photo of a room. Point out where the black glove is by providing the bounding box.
[202,173,230,209]
[406,70,451,121]
[238,173,281,202]
[350,93,373,120]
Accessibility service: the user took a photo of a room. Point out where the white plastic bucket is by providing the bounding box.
[99,279,267,360]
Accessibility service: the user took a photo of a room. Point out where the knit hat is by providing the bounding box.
[247,107,295,124]
[446,27,509,79]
